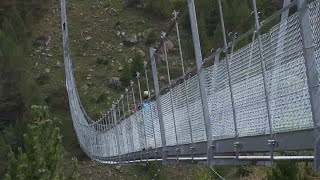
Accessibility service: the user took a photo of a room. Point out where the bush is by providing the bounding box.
[121,53,144,87]
[145,29,158,46]
[134,162,167,180]
[96,57,108,65]
[267,162,300,180]
[46,86,69,113]
[143,0,173,18]
[6,105,78,179]
[125,0,142,7]
[195,167,214,180]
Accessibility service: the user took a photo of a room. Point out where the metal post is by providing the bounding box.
[173,10,195,162]
[211,48,222,165]
[150,47,167,165]
[217,0,240,159]
[106,112,111,162]
[112,103,121,165]
[188,0,213,167]
[137,72,149,162]
[126,88,135,163]
[117,100,121,119]
[252,0,275,162]
[121,95,126,118]
[281,0,291,20]
[144,62,158,156]
[117,99,125,163]
[121,95,129,163]
[130,82,139,163]
[161,31,180,163]
[297,0,320,171]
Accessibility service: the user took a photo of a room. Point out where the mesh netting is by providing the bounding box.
[173,82,193,145]
[310,0,320,82]
[151,101,162,147]
[161,92,177,146]
[64,0,319,161]
[265,13,313,133]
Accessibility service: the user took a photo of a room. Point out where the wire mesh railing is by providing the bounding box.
[61,0,320,170]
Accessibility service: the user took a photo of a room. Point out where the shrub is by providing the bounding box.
[145,29,158,46]
[134,162,167,180]
[121,53,144,87]
[267,162,300,180]
[46,86,69,113]
[6,105,78,179]
[96,57,108,65]
[195,167,214,180]
[143,0,173,18]
[125,0,142,7]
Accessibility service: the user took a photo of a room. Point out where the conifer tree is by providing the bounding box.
[6,105,79,180]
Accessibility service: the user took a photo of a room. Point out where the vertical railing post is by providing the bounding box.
[187,0,213,167]
[106,112,111,163]
[173,10,195,162]
[252,0,276,162]
[144,62,158,160]
[217,0,240,159]
[297,0,320,171]
[117,98,125,163]
[130,82,138,163]
[136,72,149,162]
[150,47,168,165]
[161,31,180,163]
[126,89,135,163]
[112,103,121,165]
[121,95,129,163]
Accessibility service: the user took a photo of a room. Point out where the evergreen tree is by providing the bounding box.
[6,105,79,180]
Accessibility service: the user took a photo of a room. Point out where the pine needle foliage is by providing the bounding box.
[6,105,79,180]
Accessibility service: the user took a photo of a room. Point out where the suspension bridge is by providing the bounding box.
[60,0,320,171]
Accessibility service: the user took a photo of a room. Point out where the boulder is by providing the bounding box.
[118,66,124,71]
[136,50,145,57]
[159,76,166,81]
[164,40,174,51]
[123,34,138,46]
[35,34,51,46]
[55,61,62,67]
[107,77,122,89]
[127,58,133,64]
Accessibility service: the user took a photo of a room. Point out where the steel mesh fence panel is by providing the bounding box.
[131,113,140,151]
[143,105,156,148]
[161,92,177,146]
[95,133,104,157]
[109,130,114,157]
[309,0,320,82]
[106,130,112,157]
[100,133,107,157]
[125,117,134,153]
[264,13,313,133]
[173,82,192,145]
[206,58,235,140]
[120,121,127,155]
[108,129,114,157]
[151,101,162,148]
[186,75,207,143]
[204,65,217,137]
[137,110,146,150]
[230,38,269,137]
